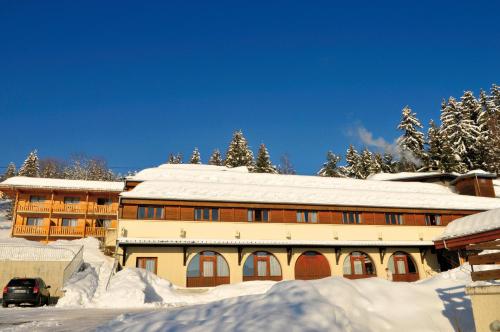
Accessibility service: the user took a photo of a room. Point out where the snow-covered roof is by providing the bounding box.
[121,165,500,211]
[0,242,82,261]
[127,164,248,181]
[0,176,124,192]
[436,208,500,240]
[367,172,456,181]
[118,237,434,247]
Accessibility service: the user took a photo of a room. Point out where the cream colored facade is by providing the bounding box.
[466,285,500,332]
[119,219,442,287]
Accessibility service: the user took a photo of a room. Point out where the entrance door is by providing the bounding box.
[295,251,331,280]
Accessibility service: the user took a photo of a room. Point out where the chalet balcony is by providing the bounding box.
[16,202,51,213]
[88,205,117,216]
[16,202,117,216]
[12,225,108,238]
[49,226,83,237]
[52,204,86,214]
[12,225,49,237]
[85,227,106,238]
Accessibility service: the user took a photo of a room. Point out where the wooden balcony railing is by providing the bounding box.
[52,204,86,214]
[89,205,117,215]
[13,225,49,236]
[17,203,51,213]
[49,226,83,237]
[85,227,105,238]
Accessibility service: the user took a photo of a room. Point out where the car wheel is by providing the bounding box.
[45,296,50,306]
[2,302,7,308]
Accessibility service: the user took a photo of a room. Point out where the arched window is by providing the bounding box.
[388,251,419,282]
[243,251,282,281]
[186,251,230,287]
[343,251,376,279]
[295,251,331,280]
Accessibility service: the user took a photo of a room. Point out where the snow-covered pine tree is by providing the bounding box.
[426,120,443,171]
[460,91,483,170]
[39,159,65,178]
[371,153,383,175]
[167,153,183,164]
[254,144,277,173]
[480,87,500,173]
[440,97,468,173]
[2,162,17,181]
[343,145,361,178]
[358,148,374,179]
[381,153,395,173]
[18,150,40,177]
[190,148,201,164]
[439,131,461,173]
[317,151,343,177]
[277,154,296,175]
[87,158,115,181]
[224,130,255,169]
[208,149,224,166]
[396,106,425,171]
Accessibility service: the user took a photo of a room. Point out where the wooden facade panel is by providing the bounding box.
[478,179,495,197]
[220,208,234,222]
[404,214,416,226]
[441,214,454,226]
[373,213,385,225]
[165,207,179,220]
[283,210,296,223]
[331,211,342,224]
[270,209,284,223]
[318,211,332,224]
[362,212,374,225]
[233,208,246,222]
[122,205,138,219]
[414,214,426,226]
[180,207,194,221]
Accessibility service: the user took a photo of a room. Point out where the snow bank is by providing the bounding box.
[96,269,475,332]
[0,199,11,239]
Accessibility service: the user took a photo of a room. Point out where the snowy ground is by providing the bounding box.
[0,199,12,239]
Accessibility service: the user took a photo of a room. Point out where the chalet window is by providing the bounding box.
[342,212,361,224]
[97,198,112,205]
[29,196,46,203]
[247,209,269,222]
[296,210,318,223]
[343,251,376,277]
[194,208,219,221]
[137,206,164,220]
[136,257,157,274]
[243,251,282,281]
[61,218,78,227]
[26,217,43,226]
[385,213,403,225]
[96,219,112,228]
[64,197,81,204]
[425,214,441,226]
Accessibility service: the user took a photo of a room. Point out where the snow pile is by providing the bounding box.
[60,267,274,308]
[0,242,81,261]
[436,208,500,240]
[0,199,11,239]
[96,269,475,332]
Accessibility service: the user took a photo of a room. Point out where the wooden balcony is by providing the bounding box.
[89,205,117,216]
[17,202,51,213]
[13,225,49,236]
[16,202,117,216]
[49,226,83,237]
[52,204,86,214]
[85,227,105,238]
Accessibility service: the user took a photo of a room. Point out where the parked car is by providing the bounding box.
[2,278,51,307]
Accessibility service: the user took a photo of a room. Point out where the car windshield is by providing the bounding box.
[7,279,36,287]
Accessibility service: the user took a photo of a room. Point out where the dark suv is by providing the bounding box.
[2,278,51,307]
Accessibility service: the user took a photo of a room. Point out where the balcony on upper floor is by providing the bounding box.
[16,201,118,216]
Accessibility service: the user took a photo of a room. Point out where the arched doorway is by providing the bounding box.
[243,251,282,281]
[295,251,331,280]
[342,251,376,279]
[186,251,230,287]
[388,251,419,282]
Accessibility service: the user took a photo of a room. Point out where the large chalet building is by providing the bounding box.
[0,177,123,247]
[116,164,500,287]
[1,165,499,288]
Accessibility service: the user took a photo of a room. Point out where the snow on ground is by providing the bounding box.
[96,266,475,332]
[0,199,12,239]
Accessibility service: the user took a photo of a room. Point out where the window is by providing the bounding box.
[296,210,318,223]
[342,252,375,278]
[64,197,80,204]
[26,217,44,226]
[61,218,78,227]
[97,198,112,205]
[425,214,441,226]
[247,209,269,222]
[194,208,219,221]
[96,219,112,228]
[388,252,418,282]
[385,213,403,225]
[29,196,46,203]
[186,251,230,287]
[243,251,282,281]
[137,206,164,220]
[342,212,361,224]
[136,257,157,274]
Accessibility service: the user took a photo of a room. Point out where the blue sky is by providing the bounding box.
[1,1,499,174]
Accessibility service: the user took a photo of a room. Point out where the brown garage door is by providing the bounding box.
[295,251,331,280]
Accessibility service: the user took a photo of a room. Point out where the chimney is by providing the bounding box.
[451,170,496,198]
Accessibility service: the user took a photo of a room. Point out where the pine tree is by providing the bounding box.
[18,150,40,177]
[190,148,201,164]
[397,106,425,171]
[426,120,443,171]
[87,158,115,181]
[440,131,462,173]
[277,154,296,175]
[253,144,277,173]
[167,153,183,164]
[224,130,255,169]
[480,88,500,173]
[318,151,343,177]
[371,153,383,174]
[343,145,361,178]
[382,153,395,173]
[2,162,17,181]
[39,159,65,178]
[208,149,224,166]
[440,97,468,172]
[460,91,483,169]
[358,148,374,179]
